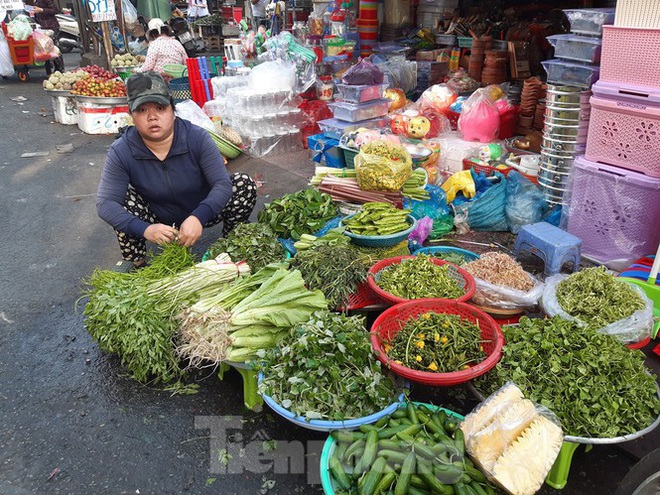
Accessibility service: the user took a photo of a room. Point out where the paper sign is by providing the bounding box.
[89,0,117,22]
[0,0,24,20]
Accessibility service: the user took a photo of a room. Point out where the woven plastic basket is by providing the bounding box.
[370,299,504,386]
[367,256,476,305]
[169,77,192,103]
[163,64,188,78]
[412,246,480,265]
[341,215,417,248]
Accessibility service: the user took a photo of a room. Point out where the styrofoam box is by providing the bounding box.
[51,95,78,125]
[77,101,131,135]
[565,156,660,265]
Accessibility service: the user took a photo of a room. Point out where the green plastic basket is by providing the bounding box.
[320,403,465,495]
[339,145,358,169]
[458,36,474,48]
[163,64,187,78]
[114,66,139,81]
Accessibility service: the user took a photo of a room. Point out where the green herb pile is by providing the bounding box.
[343,202,411,236]
[474,316,660,438]
[206,223,285,271]
[556,266,646,328]
[82,244,196,384]
[354,241,411,267]
[378,254,464,300]
[257,189,339,240]
[291,244,367,309]
[385,312,486,373]
[258,311,399,421]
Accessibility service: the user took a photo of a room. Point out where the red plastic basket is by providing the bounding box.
[367,256,476,306]
[370,299,504,386]
[340,282,387,311]
[463,158,512,177]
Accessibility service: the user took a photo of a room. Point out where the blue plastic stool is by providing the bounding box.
[514,222,582,277]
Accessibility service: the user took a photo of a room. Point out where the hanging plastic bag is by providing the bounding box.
[540,274,654,344]
[32,30,60,62]
[458,88,500,143]
[175,100,215,131]
[123,0,139,26]
[0,31,13,77]
[342,58,384,85]
[354,140,413,192]
[505,171,549,234]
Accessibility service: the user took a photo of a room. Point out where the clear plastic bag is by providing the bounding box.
[0,31,13,77]
[471,273,545,310]
[354,140,413,192]
[505,171,549,234]
[175,100,215,131]
[417,83,457,115]
[540,274,655,344]
[463,382,564,495]
[458,88,500,143]
[123,0,139,26]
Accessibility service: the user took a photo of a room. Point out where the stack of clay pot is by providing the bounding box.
[468,38,485,82]
[517,77,543,134]
[481,50,508,85]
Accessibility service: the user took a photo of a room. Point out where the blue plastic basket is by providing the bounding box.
[168,77,191,103]
[412,246,480,265]
[340,215,417,248]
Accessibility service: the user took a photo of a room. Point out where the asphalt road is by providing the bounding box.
[0,55,654,495]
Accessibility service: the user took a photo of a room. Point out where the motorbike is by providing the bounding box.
[55,12,82,53]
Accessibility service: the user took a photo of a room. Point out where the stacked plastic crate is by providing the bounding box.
[564,2,660,266]
[538,9,613,207]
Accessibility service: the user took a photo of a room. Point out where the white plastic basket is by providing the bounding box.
[615,0,660,29]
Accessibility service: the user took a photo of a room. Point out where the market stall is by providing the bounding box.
[71,1,660,494]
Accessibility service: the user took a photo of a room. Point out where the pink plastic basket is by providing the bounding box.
[600,26,660,89]
[585,95,660,178]
[566,156,660,265]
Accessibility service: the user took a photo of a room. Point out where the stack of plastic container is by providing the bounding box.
[320,83,390,136]
[538,8,614,206]
[563,2,660,266]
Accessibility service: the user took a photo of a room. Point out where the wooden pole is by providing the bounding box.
[116,0,127,52]
[100,21,114,68]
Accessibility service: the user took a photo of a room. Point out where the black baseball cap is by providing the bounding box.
[126,71,171,112]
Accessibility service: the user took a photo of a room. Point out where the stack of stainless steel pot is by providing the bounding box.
[539,84,592,205]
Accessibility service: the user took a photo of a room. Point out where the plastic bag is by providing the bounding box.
[471,273,545,310]
[404,185,453,240]
[446,68,480,95]
[462,382,563,495]
[408,216,433,252]
[7,15,33,41]
[354,140,413,192]
[260,32,317,92]
[248,60,296,91]
[458,88,500,143]
[32,30,59,62]
[123,0,138,26]
[454,174,508,231]
[0,31,13,77]
[505,171,549,234]
[175,100,215,131]
[417,84,457,115]
[441,170,475,204]
[342,58,384,85]
[540,274,655,344]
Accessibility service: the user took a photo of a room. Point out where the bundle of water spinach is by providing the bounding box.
[344,202,411,236]
[378,254,464,300]
[328,402,498,495]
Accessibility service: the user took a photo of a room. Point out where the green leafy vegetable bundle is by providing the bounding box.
[385,312,486,373]
[343,202,411,236]
[206,223,285,271]
[474,316,660,438]
[82,244,248,384]
[257,189,339,240]
[556,266,645,328]
[377,254,464,300]
[258,311,400,420]
[177,267,327,364]
[291,243,367,309]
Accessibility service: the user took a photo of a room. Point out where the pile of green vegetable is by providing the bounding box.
[82,244,250,384]
[205,222,286,271]
[343,202,411,236]
[377,254,465,300]
[177,267,327,364]
[327,402,498,494]
[474,316,660,438]
[291,243,368,309]
[257,188,339,240]
[402,168,430,201]
[258,311,400,421]
[556,266,646,328]
[385,312,486,373]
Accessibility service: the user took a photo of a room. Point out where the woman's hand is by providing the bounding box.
[177,215,203,247]
[34,6,43,13]
[144,223,179,244]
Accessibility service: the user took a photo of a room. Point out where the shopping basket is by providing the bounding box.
[169,77,192,103]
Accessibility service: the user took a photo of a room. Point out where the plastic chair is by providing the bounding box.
[514,222,582,276]
[217,362,263,411]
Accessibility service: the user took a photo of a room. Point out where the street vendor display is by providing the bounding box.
[205,222,286,270]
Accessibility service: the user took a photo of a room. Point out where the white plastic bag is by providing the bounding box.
[175,100,215,131]
[123,0,138,26]
[471,274,545,310]
[540,273,654,344]
[0,31,14,77]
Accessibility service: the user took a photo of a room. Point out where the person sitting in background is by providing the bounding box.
[136,18,187,75]
[96,72,257,266]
